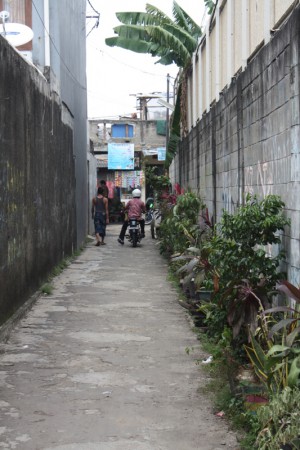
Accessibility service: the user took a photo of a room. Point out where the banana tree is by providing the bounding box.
[106,2,202,67]
[106,1,215,165]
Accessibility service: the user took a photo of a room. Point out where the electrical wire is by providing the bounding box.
[86,0,100,37]
[86,19,99,38]
[87,44,176,79]
[87,0,100,16]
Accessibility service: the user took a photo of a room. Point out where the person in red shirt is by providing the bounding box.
[118,189,146,245]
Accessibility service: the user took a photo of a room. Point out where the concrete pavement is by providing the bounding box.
[0,225,238,450]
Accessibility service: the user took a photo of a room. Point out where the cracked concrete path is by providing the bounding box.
[0,225,239,450]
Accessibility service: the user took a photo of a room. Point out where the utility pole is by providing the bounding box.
[166,73,170,151]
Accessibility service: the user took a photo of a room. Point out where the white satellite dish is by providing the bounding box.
[0,22,34,47]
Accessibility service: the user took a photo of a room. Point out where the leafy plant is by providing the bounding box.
[145,166,172,199]
[40,283,53,295]
[205,0,216,14]
[106,2,203,68]
[159,191,205,255]
[255,387,300,449]
[245,280,300,394]
[205,194,290,340]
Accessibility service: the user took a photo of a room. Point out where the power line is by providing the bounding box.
[87,0,100,16]
[87,44,176,79]
[86,0,100,38]
[86,19,99,38]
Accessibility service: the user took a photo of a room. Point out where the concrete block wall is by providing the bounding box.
[0,37,76,322]
[171,6,300,284]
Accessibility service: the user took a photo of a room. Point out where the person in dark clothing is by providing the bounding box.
[92,187,109,246]
[118,189,146,245]
[100,180,109,198]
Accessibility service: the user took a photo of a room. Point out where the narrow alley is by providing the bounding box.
[0,225,238,450]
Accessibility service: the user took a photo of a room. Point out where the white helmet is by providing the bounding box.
[132,189,141,198]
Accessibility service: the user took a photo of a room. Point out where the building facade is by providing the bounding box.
[89,118,167,220]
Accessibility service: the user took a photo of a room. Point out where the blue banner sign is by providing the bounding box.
[108,143,135,170]
[157,147,166,161]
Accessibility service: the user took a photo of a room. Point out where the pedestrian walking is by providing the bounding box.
[100,179,109,198]
[92,186,109,246]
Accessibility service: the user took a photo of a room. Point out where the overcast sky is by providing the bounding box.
[86,0,207,119]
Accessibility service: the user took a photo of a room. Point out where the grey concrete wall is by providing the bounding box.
[57,0,88,247]
[32,0,88,248]
[171,6,300,285]
[0,36,76,323]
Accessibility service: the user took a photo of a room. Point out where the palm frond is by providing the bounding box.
[145,3,173,24]
[172,1,189,32]
[205,0,216,15]
[111,24,150,41]
[145,25,191,65]
[155,53,179,66]
[106,2,201,70]
[156,52,185,66]
[173,1,202,38]
[115,11,161,26]
[107,24,191,66]
[163,23,198,53]
[105,37,154,54]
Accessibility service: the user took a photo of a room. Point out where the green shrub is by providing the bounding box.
[159,191,205,255]
[40,283,53,295]
[255,387,300,449]
[204,194,290,342]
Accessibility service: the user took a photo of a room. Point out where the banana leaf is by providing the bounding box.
[163,23,198,51]
[115,11,167,26]
[146,3,173,23]
[172,0,202,38]
[105,37,153,53]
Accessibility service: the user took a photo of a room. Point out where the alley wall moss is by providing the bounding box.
[0,36,76,323]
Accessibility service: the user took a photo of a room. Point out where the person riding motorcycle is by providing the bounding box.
[118,189,146,245]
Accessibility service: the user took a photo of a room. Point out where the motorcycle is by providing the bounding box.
[145,197,154,225]
[126,217,142,247]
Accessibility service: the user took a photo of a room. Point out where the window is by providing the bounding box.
[111,123,134,138]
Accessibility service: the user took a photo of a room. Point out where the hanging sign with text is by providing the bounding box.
[108,143,134,170]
